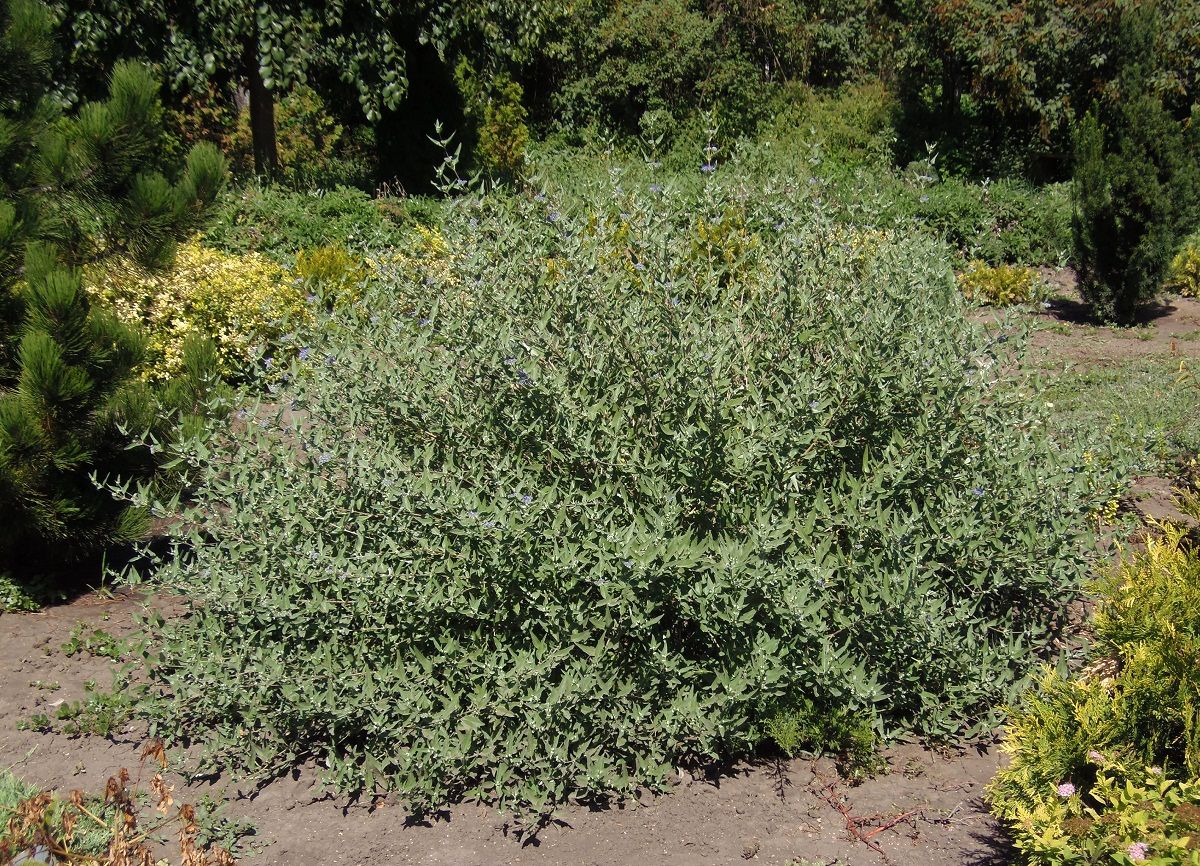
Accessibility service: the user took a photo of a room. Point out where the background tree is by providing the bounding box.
[0,0,226,578]
[893,0,1199,179]
[53,0,557,179]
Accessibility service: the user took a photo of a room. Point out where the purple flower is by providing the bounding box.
[634,262,646,271]
[701,163,716,174]
[649,183,663,194]
[299,347,311,361]
[548,211,561,223]
[516,370,533,386]
[1056,783,1076,798]
[971,487,985,497]
[419,317,432,327]
[1087,750,1104,763]
[1127,842,1149,862]
[520,494,532,506]
[263,356,274,369]
[307,293,318,304]
[318,452,332,465]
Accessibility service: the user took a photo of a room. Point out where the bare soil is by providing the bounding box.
[4,283,1197,866]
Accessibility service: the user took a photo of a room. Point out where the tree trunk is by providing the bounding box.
[245,38,278,178]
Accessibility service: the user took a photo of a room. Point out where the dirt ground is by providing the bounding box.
[4,284,1198,866]
[1024,271,1200,365]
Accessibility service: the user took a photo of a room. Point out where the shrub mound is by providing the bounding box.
[1167,235,1200,297]
[137,176,1092,817]
[957,261,1042,307]
[86,239,307,381]
[990,525,1200,864]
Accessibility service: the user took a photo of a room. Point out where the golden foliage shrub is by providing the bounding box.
[86,239,309,381]
[990,525,1200,864]
[294,245,369,307]
[1166,240,1200,297]
[957,260,1040,306]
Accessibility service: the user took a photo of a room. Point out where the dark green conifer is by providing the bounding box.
[0,0,226,577]
[1072,5,1200,323]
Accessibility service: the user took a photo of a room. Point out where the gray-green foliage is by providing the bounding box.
[132,163,1094,819]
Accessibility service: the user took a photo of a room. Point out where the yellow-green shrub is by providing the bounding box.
[958,260,1040,306]
[990,526,1200,864]
[86,239,309,381]
[294,245,369,307]
[371,226,459,293]
[1005,766,1200,865]
[1166,240,1200,297]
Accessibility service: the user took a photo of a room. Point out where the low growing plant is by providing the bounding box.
[86,239,309,381]
[958,261,1042,306]
[1007,766,1200,865]
[0,745,242,865]
[293,246,370,309]
[1166,236,1200,297]
[990,524,1200,864]
[202,185,406,262]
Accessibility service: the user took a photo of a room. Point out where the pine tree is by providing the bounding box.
[0,0,226,578]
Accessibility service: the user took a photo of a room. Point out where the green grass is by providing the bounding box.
[1040,358,1200,475]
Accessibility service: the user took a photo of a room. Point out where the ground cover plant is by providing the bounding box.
[0,745,240,865]
[126,161,1098,820]
[1168,233,1200,297]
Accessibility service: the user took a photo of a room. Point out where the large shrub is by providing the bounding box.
[136,170,1093,818]
[1071,8,1200,323]
[1072,102,1197,323]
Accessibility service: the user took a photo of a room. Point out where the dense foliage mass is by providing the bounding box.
[990,526,1200,864]
[85,240,307,382]
[1070,6,1200,323]
[133,164,1093,816]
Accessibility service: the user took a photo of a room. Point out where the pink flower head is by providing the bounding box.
[1057,782,1076,797]
[1127,841,1149,862]
[1087,750,1104,763]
